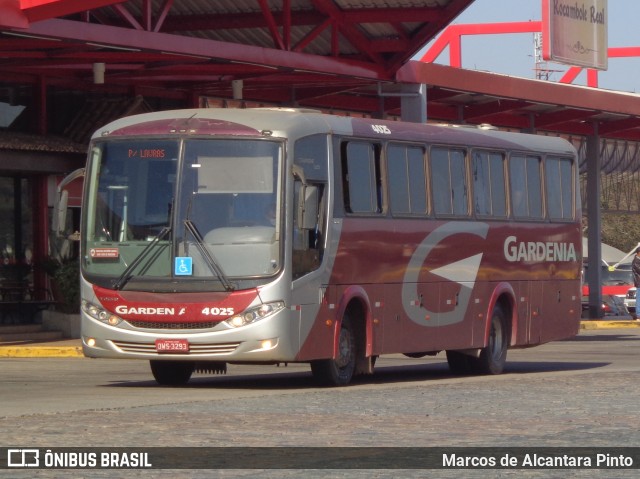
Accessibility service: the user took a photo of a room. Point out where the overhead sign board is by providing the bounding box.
[542,0,608,70]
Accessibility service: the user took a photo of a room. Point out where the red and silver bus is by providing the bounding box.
[78,108,581,386]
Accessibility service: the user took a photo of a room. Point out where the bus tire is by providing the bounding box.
[310,314,356,386]
[446,350,473,375]
[150,360,194,386]
[472,305,508,375]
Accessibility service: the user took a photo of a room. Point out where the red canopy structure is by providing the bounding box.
[1,0,639,318]
[2,0,640,143]
[0,0,473,114]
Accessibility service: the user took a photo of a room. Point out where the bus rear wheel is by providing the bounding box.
[310,315,356,386]
[472,305,508,375]
[150,360,194,386]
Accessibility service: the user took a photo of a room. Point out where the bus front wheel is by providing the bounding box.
[310,315,356,386]
[150,360,194,386]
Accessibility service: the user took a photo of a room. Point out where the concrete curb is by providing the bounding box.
[580,320,640,329]
[0,344,84,358]
[0,320,638,358]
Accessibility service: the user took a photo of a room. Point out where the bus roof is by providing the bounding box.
[93,108,576,157]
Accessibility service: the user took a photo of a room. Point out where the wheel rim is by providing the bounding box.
[489,316,504,362]
[335,327,352,369]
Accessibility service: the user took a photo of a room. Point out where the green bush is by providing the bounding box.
[590,213,640,255]
[42,258,80,314]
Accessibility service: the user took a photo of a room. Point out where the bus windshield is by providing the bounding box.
[82,138,283,286]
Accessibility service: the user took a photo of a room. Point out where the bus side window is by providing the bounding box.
[472,150,506,218]
[509,155,528,217]
[431,146,468,216]
[388,144,427,215]
[510,154,542,219]
[526,156,543,218]
[341,141,382,214]
[546,156,574,220]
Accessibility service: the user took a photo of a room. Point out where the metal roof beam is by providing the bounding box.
[20,0,124,23]
[599,118,640,137]
[399,62,640,118]
[160,12,324,32]
[310,0,384,65]
[258,0,285,50]
[342,8,442,23]
[534,109,599,128]
[462,99,532,121]
[19,18,389,80]
[385,0,475,72]
[112,3,143,30]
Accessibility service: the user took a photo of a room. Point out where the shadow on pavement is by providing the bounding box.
[563,333,640,342]
[102,358,609,390]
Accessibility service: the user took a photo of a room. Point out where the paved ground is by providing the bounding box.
[1,320,638,358]
[2,326,640,478]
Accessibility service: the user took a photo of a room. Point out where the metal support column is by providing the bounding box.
[400,83,426,124]
[586,126,603,319]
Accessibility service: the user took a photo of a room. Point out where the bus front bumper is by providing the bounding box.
[81,309,300,363]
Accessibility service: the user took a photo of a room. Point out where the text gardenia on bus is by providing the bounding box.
[504,235,578,263]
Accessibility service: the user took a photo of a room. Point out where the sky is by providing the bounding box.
[415,0,640,93]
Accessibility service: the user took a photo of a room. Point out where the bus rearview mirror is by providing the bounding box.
[52,189,68,237]
[53,167,85,238]
[297,185,318,230]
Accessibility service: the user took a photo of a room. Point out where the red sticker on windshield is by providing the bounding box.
[90,247,119,259]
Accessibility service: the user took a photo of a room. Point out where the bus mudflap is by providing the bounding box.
[194,361,227,375]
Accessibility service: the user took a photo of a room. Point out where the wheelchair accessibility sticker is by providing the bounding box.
[175,257,193,276]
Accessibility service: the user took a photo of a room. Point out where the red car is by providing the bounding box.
[582,262,633,317]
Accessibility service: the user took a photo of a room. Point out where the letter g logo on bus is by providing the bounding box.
[401,222,489,327]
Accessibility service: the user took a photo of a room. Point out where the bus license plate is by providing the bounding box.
[155,339,189,353]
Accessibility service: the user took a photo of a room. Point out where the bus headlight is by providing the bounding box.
[81,300,123,326]
[225,301,285,328]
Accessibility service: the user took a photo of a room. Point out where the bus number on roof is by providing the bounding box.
[371,125,391,135]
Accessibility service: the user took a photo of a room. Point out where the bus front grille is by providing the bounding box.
[111,340,241,355]
[127,320,221,330]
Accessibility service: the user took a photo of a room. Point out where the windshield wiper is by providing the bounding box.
[184,220,234,291]
[113,226,171,290]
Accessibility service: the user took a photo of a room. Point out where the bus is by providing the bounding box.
[77,108,581,386]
